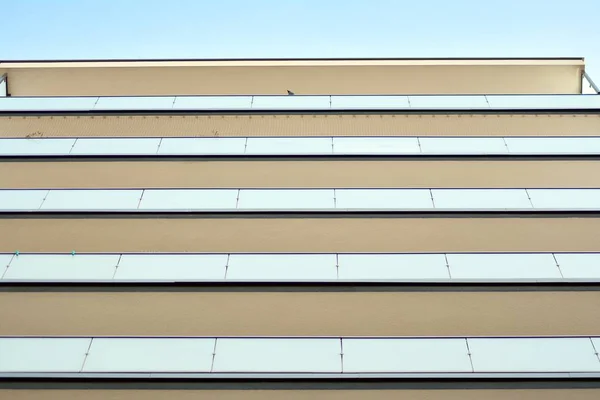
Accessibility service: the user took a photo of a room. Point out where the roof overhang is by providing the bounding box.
[0,58,586,96]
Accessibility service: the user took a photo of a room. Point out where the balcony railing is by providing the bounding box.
[1,336,600,376]
[0,94,599,112]
[1,252,599,282]
[2,188,600,213]
[3,137,600,156]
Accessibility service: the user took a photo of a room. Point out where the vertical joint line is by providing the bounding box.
[136,189,146,209]
[502,137,509,152]
[552,253,564,278]
[250,96,255,108]
[589,337,600,363]
[524,188,535,208]
[243,138,249,154]
[333,189,337,209]
[335,253,340,279]
[406,96,411,108]
[224,254,230,279]
[330,136,334,153]
[339,338,344,373]
[156,138,164,154]
[0,253,15,280]
[416,137,422,153]
[92,97,100,107]
[112,254,123,280]
[444,253,452,279]
[235,189,241,209]
[79,338,95,372]
[39,189,51,209]
[484,95,491,106]
[210,339,218,372]
[429,189,436,208]
[69,138,78,154]
[465,338,475,373]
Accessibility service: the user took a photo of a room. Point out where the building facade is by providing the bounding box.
[0,58,600,399]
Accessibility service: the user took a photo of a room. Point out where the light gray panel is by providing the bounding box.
[0,338,91,372]
[139,189,238,210]
[337,254,449,280]
[335,189,433,210]
[212,338,341,372]
[505,137,600,154]
[226,254,337,280]
[115,254,227,281]
[251,96,330,109]
[528,189,600,210]
[0,139,76,155]
[82,338,215,372]
[0,97,97,111]
[446,253,561,279]
[408,95,489,109]
[157,138,246,155]
[468,338,600,372]
[94,96,175,110]
[330,96,410,109]
[0,190,47,210]
[40,190,143,210]
[70,138,161,155]
[237,189,335,209]
[419,138,507,154]
[342,339,472,372]
[245,138,332,154]
[432,189,532,209]
[332,137,420,154]
[486,94,600,109]
[554,253,600,279]
[172,96,253,110]
[3,254,119,280]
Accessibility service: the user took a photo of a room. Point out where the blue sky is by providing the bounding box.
[3,0,600,79]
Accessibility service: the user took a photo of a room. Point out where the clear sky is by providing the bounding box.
[3,0,600,79]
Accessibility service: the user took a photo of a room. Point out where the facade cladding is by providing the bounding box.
[1,58,600,400]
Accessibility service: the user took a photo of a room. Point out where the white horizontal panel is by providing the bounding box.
[139,190,238,210]
[0,338,91,372]
[157,138,246,155]
[337,254,449,280]
[83,338,215,372]
[40,190,143,210]
[70,138,161,155]
[3,254,119,280]
[528,189,600,210]
[172,96,253,109]
[554,254,600,279]
[419,138,507,154]
[94,96,175,110]
[505,137,600,154]
[226,254,337,280]
[432,189,531,209]
[343,339,472,372]
[0,97,97,111]
[447,253,560,279]
[332,137,420,154]
[212,338,341,372]
[330,96,410,109]
[0,190,47,210]
[486,95,600,109]
[468,338,600,372]
[335,189,433,209]
[0,139,76,155]
[408,95,489,109]
[237,189,334,209]
[251,96,330,109]
[115,254,227,281]
[245,138,332,154]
